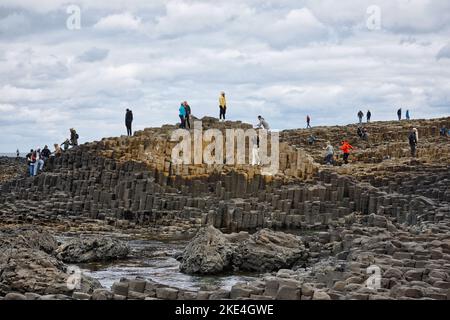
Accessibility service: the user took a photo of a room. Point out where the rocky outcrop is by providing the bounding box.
[56,237,129,263]
[179,225,234,274]
[180,226,308,274]
[0,228,101,296]
[233,229,308,272]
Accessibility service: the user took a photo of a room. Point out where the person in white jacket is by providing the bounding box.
[256,115,270,130]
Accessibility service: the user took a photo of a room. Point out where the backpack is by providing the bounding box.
[75,133,79,139]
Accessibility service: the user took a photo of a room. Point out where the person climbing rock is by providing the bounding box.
[367,110,371,123]
[125,108,133,136]
[408,127,418,157]
[219,91,226,121]
[306,115,311,128]
[256,115,270,130]
[62,139,70,151]
[357,127,363,139]
[340,140,353,164]
[440,126,448,137]
[358,110,364,124]
[307,134,317,145]
[397,108,402,121]
[184,101,191,129]
[53,143,62,157]
[70,128,79,146]
[251,132,260,166]
[179,102,186,129]
[324,141,334,165]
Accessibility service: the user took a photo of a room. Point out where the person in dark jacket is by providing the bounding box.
[183,102,191,129]
[125,109,133,136]
[367,110,371,122]
[357,110,364,124]
[397,108,402,121]
[70,128,78,146]
[408,127,418,157]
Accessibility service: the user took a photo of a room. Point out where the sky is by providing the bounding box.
[0,0,449,152]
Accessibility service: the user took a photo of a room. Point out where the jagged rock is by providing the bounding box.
[56,237,129,263]
[180,226,234,274]
[0,228,101,296]
[232,229,308,272]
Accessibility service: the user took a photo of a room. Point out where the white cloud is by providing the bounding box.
[94,12,142,31]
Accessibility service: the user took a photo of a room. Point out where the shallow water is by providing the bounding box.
[79,239,259,291]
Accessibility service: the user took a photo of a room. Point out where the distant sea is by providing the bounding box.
[0,153,20,157]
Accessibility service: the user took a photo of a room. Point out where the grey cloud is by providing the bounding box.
[436,44,450,60]
[78,47,109,62]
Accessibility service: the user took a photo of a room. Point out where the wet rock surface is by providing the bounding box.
[56,236,129,263]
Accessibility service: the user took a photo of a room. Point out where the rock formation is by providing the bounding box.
[0,116,449,300]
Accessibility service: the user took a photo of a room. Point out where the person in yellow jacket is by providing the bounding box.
[219,91,226,121]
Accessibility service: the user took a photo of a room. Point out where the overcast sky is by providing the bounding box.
[1,0,449,152]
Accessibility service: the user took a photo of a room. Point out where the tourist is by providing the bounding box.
[125,108,133,136]
[306,115,311,128]
[179,102,186,129]
[362,128,369,141]
[184,101,191,129]
[397,108,402,121]
[357,127,363,139]
[367,110,371,123]
[408,127,418,157]
[70,128,79,146]
[53,143,62,157]
[340,140,353,164]
[34,148,44,175]
[406,109,410,120]
[307,134,317,145]
[256,116,270,130]
[26,149,35,177]
[440,126,447,137]
[358,110,364,124]
[324,141,334,165]
[41,145,51,161]
[62,139,70,151]
[219,91,227,121]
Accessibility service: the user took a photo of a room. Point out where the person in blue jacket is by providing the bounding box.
[179,103,186,128]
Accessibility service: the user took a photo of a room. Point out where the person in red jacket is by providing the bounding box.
[340,140,353,164]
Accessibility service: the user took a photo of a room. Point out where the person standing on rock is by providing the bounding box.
[184,101,191,129]
[367,110,371,123]
[125,108,133,136]
[408,127,418,157]
[219,92,226,121]
[16,149,19,159]
[179,102,186,128]
[324,141,334,165]
[26,149,34,177]
[340,140,353,164]
[406,109,410,120]
[397,108,402,121]
[70,128,79,146]
[306,115,311,128]
[358,110,364,124]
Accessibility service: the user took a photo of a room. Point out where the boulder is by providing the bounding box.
[232,229,308,272]
[56,236,129,263]
[180,226,234,274]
